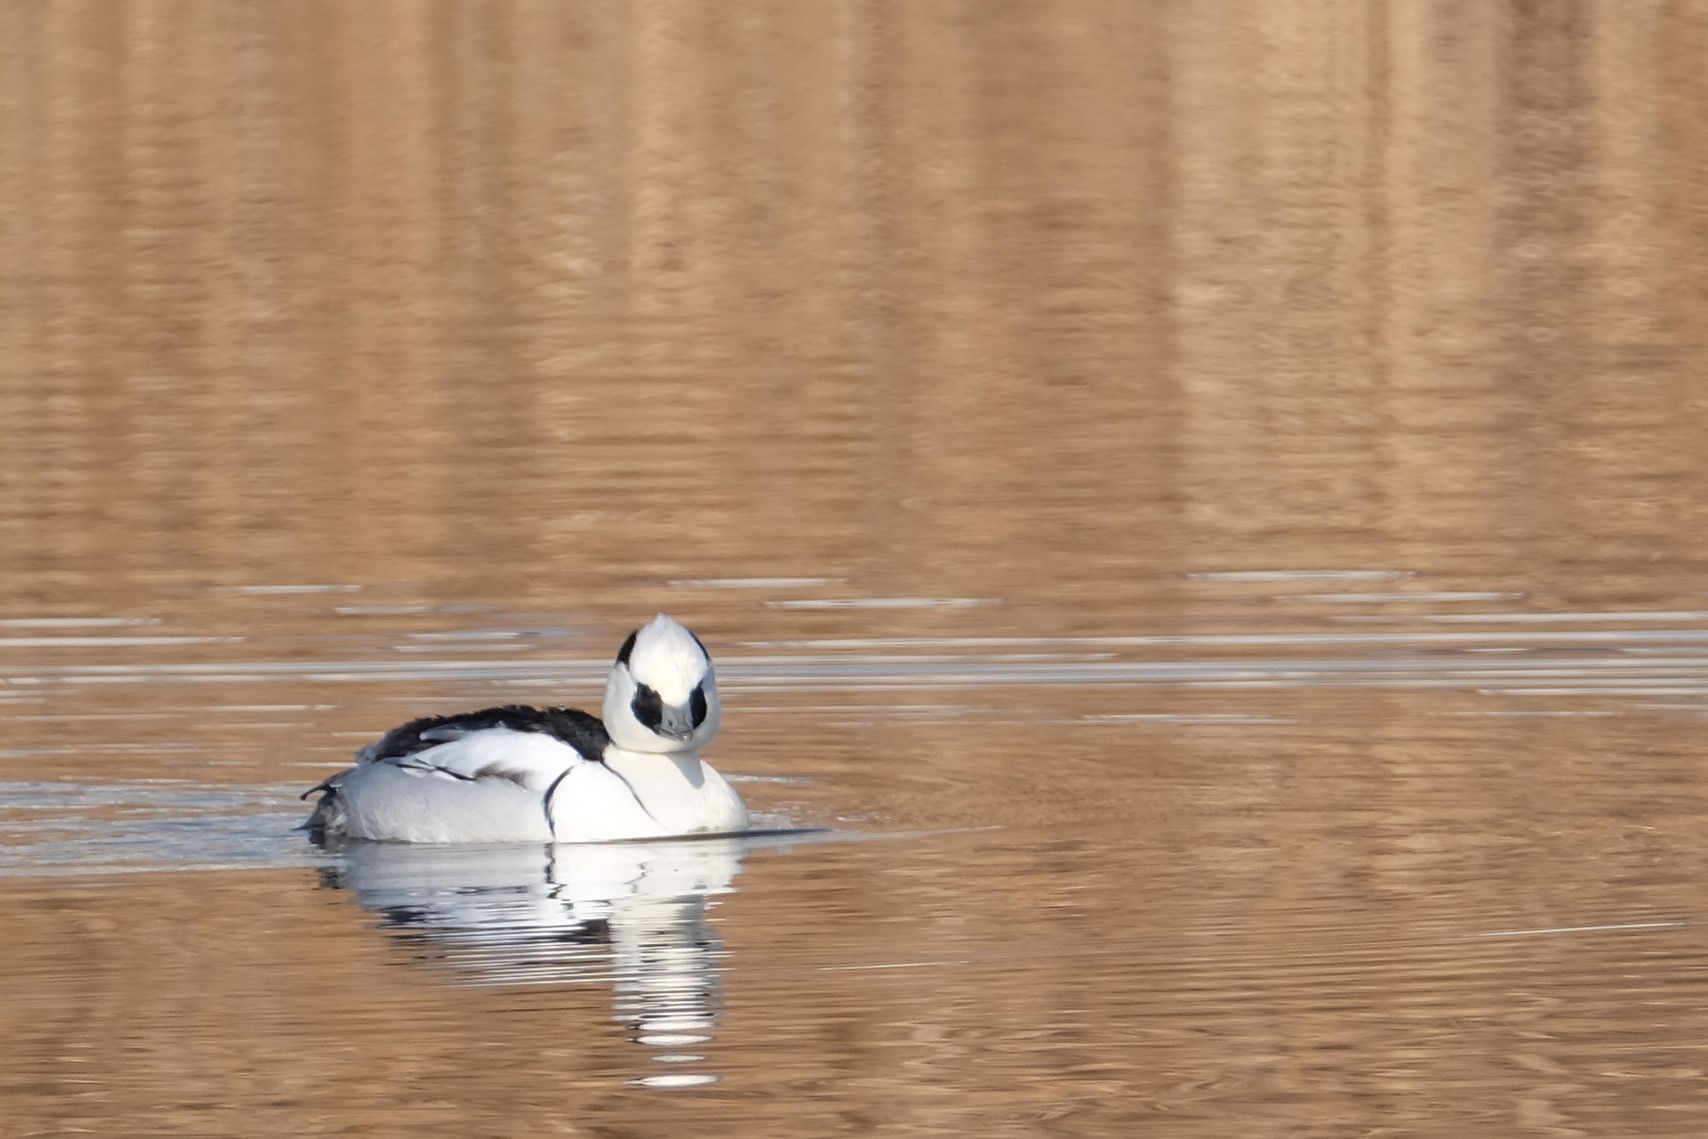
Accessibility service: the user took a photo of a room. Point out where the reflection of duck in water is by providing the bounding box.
[319,837,745,1085]
[302,615,749,843]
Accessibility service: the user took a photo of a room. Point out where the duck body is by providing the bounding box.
[304,616,749,844]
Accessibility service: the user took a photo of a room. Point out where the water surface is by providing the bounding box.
[6,4,1708,1137]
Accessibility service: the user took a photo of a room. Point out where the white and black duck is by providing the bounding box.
[303,614,749,843]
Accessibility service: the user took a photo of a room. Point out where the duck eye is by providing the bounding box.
[631,685,663,732]
[689,685,708,728]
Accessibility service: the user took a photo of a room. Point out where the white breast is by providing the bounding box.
[550,750,750,841]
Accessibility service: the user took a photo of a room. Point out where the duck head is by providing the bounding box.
[603,614,721,754]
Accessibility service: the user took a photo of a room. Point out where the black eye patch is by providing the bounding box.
[689,685,708,728]
[631,684,663,732]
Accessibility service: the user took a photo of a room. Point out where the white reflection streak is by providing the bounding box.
[234,584,363,594]
[1301,591,1517,603]
[1474,920,1688,939]
[753,630,1708,648]
[0,636,240,648]
[765,598,991,609]
[404,630,530,640]
[323,838,747,1088]
[816,959,971,971]
[1189,570,1414,581]
[15,655,1708,697]
[669,577,843,588]
[0,617,162,628]
[1365,611,1708,623]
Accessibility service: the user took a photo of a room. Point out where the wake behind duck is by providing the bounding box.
[303,614,749,843]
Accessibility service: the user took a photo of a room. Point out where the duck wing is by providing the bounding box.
[300,706,612,842]
[364,705,609,762]
[339,705,609,790]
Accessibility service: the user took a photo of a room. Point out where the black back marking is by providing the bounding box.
[364,704,610,764]
[538,746,663,835]
[470,763,536,786]
[300,776,339,801]
[543,767,574,839]
[602,763,666,829]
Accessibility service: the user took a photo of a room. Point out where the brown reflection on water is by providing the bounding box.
[8,2,1708,1136]
[5,2,1708,608]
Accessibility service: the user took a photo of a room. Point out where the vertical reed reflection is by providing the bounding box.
[1,2,1706,605]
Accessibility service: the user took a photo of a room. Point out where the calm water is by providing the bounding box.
[8,3,1708,1136]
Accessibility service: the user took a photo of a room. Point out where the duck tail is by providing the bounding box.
[298,770,349,835]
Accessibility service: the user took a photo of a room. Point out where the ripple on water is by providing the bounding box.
[6,590,1708,1126]
[0,781,310,876]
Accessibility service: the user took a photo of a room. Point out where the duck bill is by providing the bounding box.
[658,709,697,742]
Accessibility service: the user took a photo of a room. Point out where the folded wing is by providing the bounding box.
[357,705,610,790]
